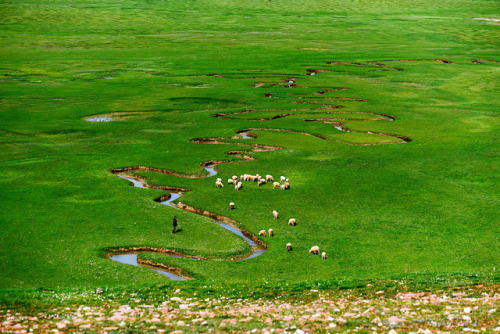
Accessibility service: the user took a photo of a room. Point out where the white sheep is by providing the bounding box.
[268,228,274,237]
[322,252,327,260]
[288,218,296,226]
[280,184,286,190]
[216,177,222,182]
[229,202,235,209]
[259,230,267,237]
[272,210,279,219]
[266,175,274,182]
[228,179,234,184]
[215,181,224,188]
[258,179,266,186]
[309,246,319,255]
[286,243,293,251]
[232,175,238,181]
[235,182,243,190]
[280,176,286,182]
[247,175,258,182]
[284,182,290,190]
[273,182,281,189]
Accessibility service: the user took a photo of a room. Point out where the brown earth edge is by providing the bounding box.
[108,170,267,250]
[105,59,426,278]
[106,161,268,279]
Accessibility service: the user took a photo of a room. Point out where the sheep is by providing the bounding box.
[216,177,222,182]
[235,182,243,190]
[228,179,234,184]
[259,230,267,237]
[272,210,279,219]
[309,246,319,255]
[322,252,327,260]
[288,218,296,226]
[280,184,286,190]
[268,228,274,237]
[258,179,266,186]
[284,182,290,190]
[247,175,258,182]
[215,181,224,188]
[266,175,274,182]
[229,202,235,209]
[280,176,286,182]
[232,175,238,181]
[286,243,293,251]
[273,182,281,189]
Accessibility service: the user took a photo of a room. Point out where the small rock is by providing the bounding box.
[388,316,405,323]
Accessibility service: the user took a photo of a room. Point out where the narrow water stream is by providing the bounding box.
[110,165,267,279]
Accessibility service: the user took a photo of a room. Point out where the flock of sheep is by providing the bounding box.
[218,173,327,260]
[215,174,290,191]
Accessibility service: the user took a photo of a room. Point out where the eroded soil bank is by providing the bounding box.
[107,165,267,280]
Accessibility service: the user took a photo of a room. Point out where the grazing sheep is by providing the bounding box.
[288,218,296,226]
[247,175,258,182]
[286,243,293,251]
[272,210,279,219]
[235,182,243,190]
[215,181,224,188]
[266,175,274,182]
[284,182,290,190]
[268,228,274,237]
[229,202,235,209]
[273,182,281,189]
[216,178,222,182]
[280,184,286,190]
[259,230,267,237]
[309,246,319,255]
[322,252,327,260]
[232,175,238,181]
[280,176,286,182]
[228,179,234,184]
[258,179,266,186]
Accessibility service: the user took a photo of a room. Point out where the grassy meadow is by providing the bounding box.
[0,0,499,295]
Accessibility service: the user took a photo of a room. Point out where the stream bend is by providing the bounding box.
[108,165,267,280]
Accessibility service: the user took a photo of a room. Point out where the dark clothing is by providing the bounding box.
[172,217,178,233]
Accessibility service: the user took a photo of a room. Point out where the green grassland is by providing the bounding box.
[0,0,499,291]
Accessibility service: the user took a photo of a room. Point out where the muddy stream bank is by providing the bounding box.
[108,165,267,280]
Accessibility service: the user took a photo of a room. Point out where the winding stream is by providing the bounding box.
[109,165,267,280]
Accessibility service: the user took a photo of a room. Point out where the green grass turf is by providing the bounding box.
[0,0,499,289]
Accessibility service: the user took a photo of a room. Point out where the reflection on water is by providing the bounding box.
[110,253,187,280]
[111,162,266,280]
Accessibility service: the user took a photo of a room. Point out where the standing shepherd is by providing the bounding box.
[172,216,178,234]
